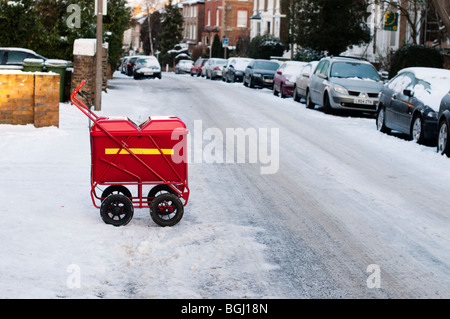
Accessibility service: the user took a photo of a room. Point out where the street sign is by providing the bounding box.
[222,38,229,47]
[384,12,398,31]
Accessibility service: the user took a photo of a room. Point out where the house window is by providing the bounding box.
[207,9,211,26]
[237,10,247,27]
[216,8,220,26]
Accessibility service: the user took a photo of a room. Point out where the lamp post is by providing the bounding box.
[95,0,103,111]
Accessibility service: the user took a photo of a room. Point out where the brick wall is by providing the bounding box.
[0,72,59,127]
[70,47,108,105]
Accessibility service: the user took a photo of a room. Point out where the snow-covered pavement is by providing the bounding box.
[1,71,449,299]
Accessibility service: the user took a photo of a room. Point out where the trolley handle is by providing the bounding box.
[70,80,100,122]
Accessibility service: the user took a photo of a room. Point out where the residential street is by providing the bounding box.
[1,71,450,299]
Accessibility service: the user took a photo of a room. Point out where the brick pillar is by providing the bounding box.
[34,74,60,128]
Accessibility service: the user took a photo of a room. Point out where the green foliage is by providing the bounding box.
[248,34,285,59]
[0,0,131,71]
[389,44,444,78]
[235,36,250,57]
[294,49,325,62]
[292,0,371,56]
[211,34,223,58]
[160,1,184,66]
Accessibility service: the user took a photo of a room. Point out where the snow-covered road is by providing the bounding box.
[1,71,449,299]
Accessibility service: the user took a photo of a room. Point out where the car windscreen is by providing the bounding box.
[137,58,159,66]
[330,62,381,81]
[254,61,279,71]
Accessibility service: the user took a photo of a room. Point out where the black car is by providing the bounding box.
[376,67,450,144]
[225,57,253,82]
[437,90,450,156]
[243,59,280,89]
[0,47,46,69]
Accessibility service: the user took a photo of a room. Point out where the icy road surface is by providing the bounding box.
[1,71,449,298]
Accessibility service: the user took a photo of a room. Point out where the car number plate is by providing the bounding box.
[354,98,373,105]
[145,72,153,76]
[265,79,273,83]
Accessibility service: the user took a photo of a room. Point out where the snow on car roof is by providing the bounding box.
[399,67,450,111]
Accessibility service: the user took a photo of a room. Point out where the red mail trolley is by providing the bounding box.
[71,80,189,227]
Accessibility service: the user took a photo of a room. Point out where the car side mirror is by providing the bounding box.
[277,71,282,75]
[303,72,310,78]
[403,89,413,97]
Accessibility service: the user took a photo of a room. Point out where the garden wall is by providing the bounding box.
[0,72,59,127]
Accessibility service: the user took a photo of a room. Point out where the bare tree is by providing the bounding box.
[378,0,427,44]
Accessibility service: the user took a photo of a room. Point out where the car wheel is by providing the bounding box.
[293,86,300,102]
[249,76,255,88]
[411,115,425,144]
[323,92,333,114]
[306,90,315,109]
[280,84,286,98]
[376,106,390,134]
[273,84,278,96]
[437,120,450,156]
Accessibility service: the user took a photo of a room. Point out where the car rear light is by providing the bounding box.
[214,67,221,71]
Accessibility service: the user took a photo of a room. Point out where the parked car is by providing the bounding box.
[437,90,450,156]
[120,56,130,74]
[243,59,280,89]
[126,56,139,76]
[293,61,319,102]
[0,47,46,69]
[224,57,253,83]
[273,61,308,98]
[191,58,208,77]
[306,56,384,113]
[175,59,193,74]
[376,67,450,144]
[133,56,162,79]
[202,58,227,79]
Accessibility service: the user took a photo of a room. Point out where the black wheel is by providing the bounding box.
[280,84,286,98]
[411,115,424,144]
[100,194,134,226]
[293,86,300,102]
[101,185,132,201]
[323,93,333,114]
[438,120,450,156]
[273,85,279,96]
[147,184,178,203]
[306,90,315,109]
[243,77,248,87]
[249,76,255,88]
[376,106,390,134]
[150,193,184,227]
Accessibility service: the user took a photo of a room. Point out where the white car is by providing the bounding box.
[175,60,193,74]
[133,56,161,80]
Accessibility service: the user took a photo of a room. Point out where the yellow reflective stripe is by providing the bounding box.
[105,148,174,155]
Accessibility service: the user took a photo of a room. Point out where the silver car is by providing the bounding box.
[306,56,384,113]
[293,61,319,102]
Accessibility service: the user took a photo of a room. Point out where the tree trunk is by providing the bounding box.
[431,0,450,37]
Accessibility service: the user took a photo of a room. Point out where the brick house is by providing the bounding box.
[181,0,205,49]
[202,0,253,50]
